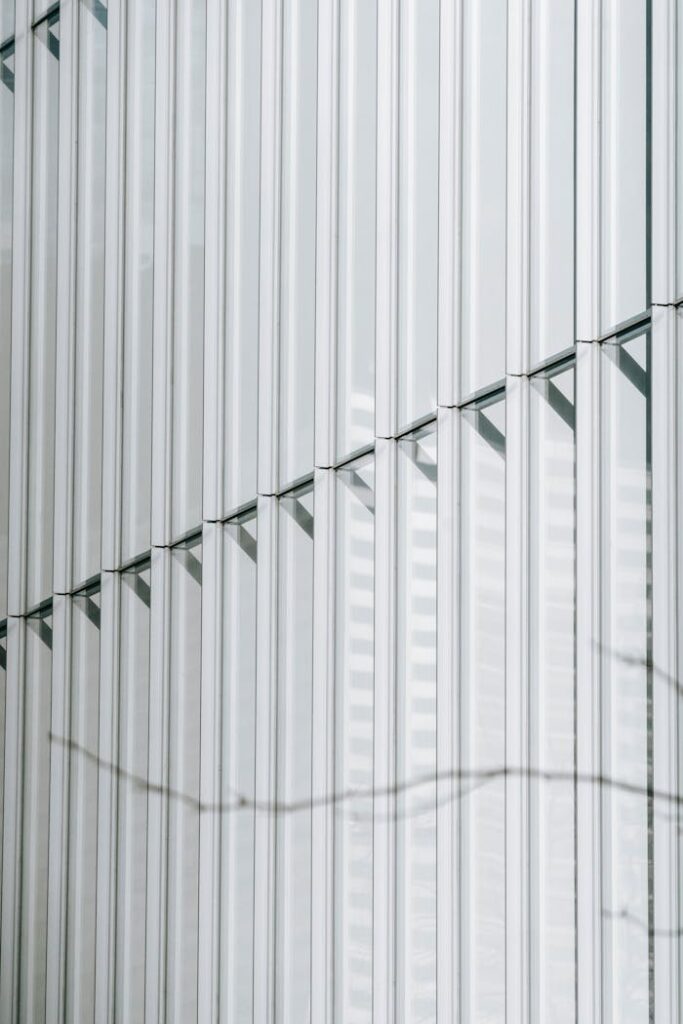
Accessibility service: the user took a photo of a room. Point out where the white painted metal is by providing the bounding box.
[52,0,78,595]
[506,0,530,376]
[257,0,283,496]
[202,0,227,523]
[7,0,32,616]
[101,0,126,572]
[575,0,602,342]
[150,0,174,547]
[314,3,338,470]
[652,0,679,305]
[437,1,461,407]
[375,0,398,439]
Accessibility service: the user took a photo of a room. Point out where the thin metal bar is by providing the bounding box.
[31,2,61,33]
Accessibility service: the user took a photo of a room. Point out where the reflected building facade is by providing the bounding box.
[0,1,682,1023]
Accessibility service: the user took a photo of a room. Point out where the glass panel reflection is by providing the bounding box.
[276,485,314,1023]
[19,608,53,1024]
[396,425,437,1022]
[65,586,101,1021]
[166,537,203,1022]
[460,395,506,1021]
[115,562,151,1023]
[220,513,257,1022]
[601,332,651,1021]
[334,456,374,1021]
[529,365,576,1022]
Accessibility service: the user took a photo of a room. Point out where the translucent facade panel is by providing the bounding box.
[600,1,647,333]
[115,563,151,1024]
[0,47,13,618]
[72,0,107,584]
[460,396,506,1021]
[19,610,53,1024]
[64,588,101,1022]
[276,486,314,1023]
[529,366,576,1022]
[461,0,506,396]
[601,333,651,1021]
[529,2,575,365]
[336,0,376,458]
[223,2,261,513]
[0,2,675,1019]
[171,0,206,537]
[166,538,202,1023]
[334,457,374,1022]
[219,514,257,1022]
[396,426,437,1020]
[278,0,317,486]
[397,0,438,428]
[26,16,60,608]
[120,0,155,562]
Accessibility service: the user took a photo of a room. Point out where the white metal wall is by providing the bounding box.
[0,0,681,1022]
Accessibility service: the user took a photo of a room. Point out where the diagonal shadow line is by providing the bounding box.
[472,409,505,457]
[226,523,257,564]
[123,570,151,609]
[281,495,314,539]
[338,469,375,515]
